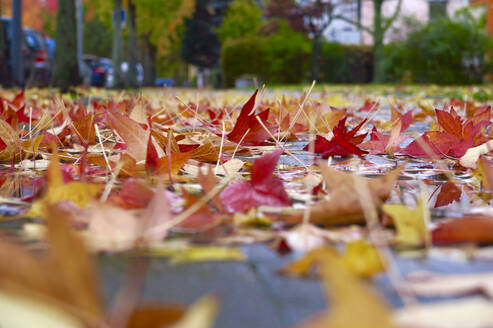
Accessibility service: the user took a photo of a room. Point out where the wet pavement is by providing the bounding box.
[98,243,493,328]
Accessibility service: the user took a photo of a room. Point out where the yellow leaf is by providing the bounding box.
[280,241,385,279]
[292,252,393,328]
[0,119,20,161]
[233,208,271,228]
[279,247,338,277]
[21,134,44,159]
[340,240,386,278]
[315,255,393,328]
[169,295,219,328]
[0,291,84,328]
[144,245,245,265]
[27,155,103,218]
[382,199,429,247]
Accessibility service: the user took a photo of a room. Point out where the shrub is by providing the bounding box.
[220,38,267,87]
[216,0,263,44]
[220,22,310,87]
[384,8,493,84]
[262,22,311,84]
[319,43,373,83]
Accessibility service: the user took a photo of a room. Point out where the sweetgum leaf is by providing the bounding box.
[435,181,461,208]
[432,216,493,245]
[220,149,290,213]
[226,90,275,146]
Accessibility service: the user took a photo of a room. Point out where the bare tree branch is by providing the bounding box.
[383,0,403,32]
[332,13,374,34]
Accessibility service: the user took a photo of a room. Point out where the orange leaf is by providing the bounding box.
[108,111,150,163]
[432,216,493,245]
[156,152,192,176]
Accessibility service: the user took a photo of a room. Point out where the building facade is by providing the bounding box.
[325,0,473,45]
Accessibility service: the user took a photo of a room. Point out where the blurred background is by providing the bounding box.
[0,0,491,89]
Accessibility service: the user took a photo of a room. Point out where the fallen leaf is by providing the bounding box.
[478,156,493,193]
[280,240,385,279]
[156,152,193,177]
[169,295,219,328]
[0,119,20,161]
[285,162,402,225]
[183,158,244,178]
[198,165,224,211]
[382,199,429,246]
[304,117,368,157]
[398,270,493,298]
[432,216,493,245]
[0,291,84,328]
[220,149,291,213]
[434,181,461,207]
[460,139,493,168]
[291,249,393,328]
[0,204,104,326]
[144,245,245,264]
[86,187,173,251]
[27,154,103,218]
[226,90,275,146]
[127,304,185,328]
[108,110,150,163]
[394,297,493,328]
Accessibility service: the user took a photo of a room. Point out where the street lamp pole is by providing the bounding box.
[11,0,23,86]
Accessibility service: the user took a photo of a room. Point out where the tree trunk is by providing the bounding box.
[76,0,83,75]
[312,34,321,82]
[112,0,124,89]
[53,0,81,90]
[0,1,12,87]
[372,0,385,83]
[141,35,156,86]
[127,0,138,88]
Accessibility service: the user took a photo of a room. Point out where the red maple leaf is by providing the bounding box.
[401,107,490,158]
[432,216,493,245]
[434,181,462,208]
[391,106,414,132]
[220,149,291,213]
[304,117,368,157]
[226,90,275,146]
[145,133,159,174]
[359,99,379,112]
[0,137,6,152]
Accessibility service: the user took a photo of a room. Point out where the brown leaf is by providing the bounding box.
[198,165,223,211]
[0,119,20,161]
[291,250,392,328]
[0,205,104,326]
[398,270,493,298]
[285,163,402,225]
[45,205,104,317]
[156,152,192,176]
[108,111,150,163]
[127,304,185,328]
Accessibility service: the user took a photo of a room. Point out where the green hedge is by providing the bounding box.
[221,38,373,87]
[221,8,493,86]
[383,9,493,84]
[220,38,268,87]
[320,43,373,83]
[220,22,311,87]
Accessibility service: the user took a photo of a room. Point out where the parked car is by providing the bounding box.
[44,37,55,61]
[24,28,51,86]
[94,57,112,88]
[155,77,175,87]
[1,17,33,85]
[105,60,144,88]
[121,61,144,87]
